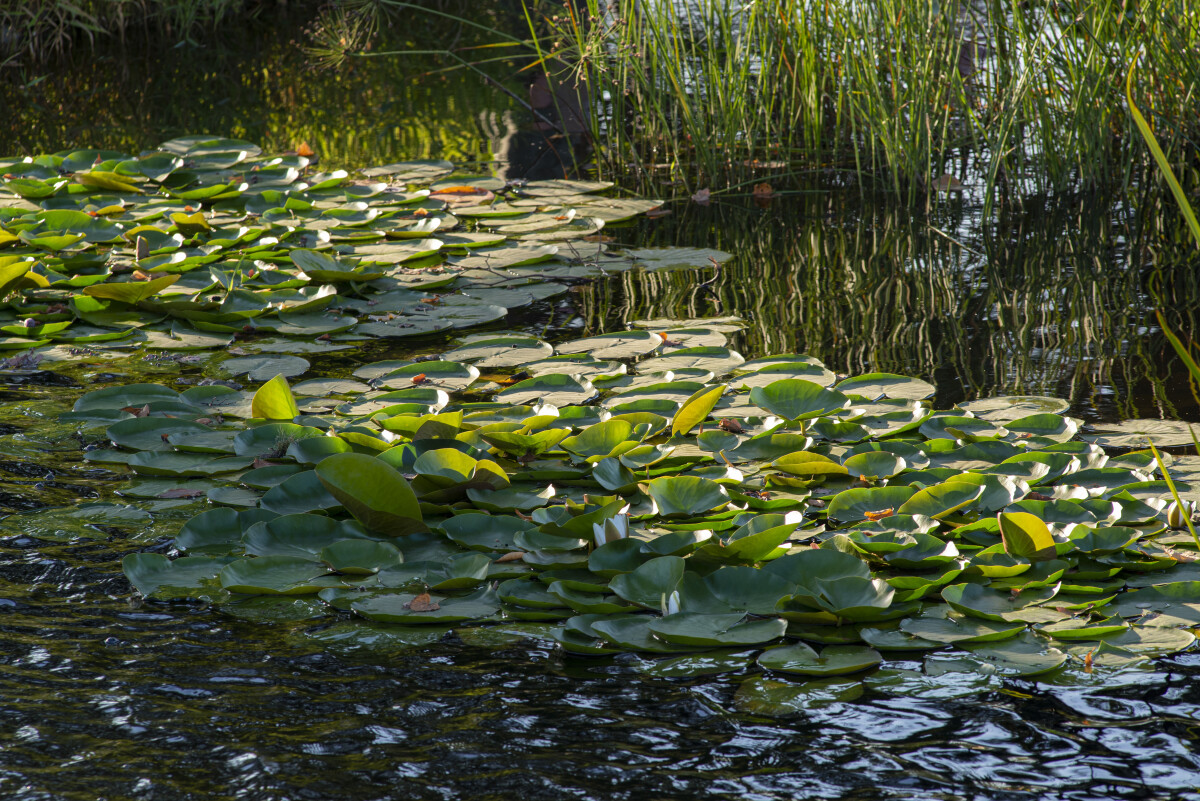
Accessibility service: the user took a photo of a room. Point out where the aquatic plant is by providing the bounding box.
[319,0,1200,203]
[538,0,1200,200]
[3,137,1198,686]
[101,340,1200,680]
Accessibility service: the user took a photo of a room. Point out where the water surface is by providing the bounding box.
[2,9,1200,801]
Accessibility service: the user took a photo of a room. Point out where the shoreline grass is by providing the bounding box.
[0,0,294,65]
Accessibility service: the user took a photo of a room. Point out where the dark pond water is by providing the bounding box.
[3,8,1200,801]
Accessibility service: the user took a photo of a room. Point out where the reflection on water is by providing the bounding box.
[0,7,519,169]
[578,190,1200,426]
[3,513,1200,800]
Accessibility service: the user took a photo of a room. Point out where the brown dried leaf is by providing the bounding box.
[404,593,440,612]
[496,551,526,563]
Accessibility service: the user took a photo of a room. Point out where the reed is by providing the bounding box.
[535,0,1200,201]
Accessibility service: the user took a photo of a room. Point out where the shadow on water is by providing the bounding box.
[1,7,1200,801]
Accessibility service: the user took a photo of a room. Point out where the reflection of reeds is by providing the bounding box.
[575,193,1200,420]
[0,6,517,166]
[0,0,276,64]
[544,0,1200,201]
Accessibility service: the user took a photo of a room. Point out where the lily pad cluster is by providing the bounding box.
[0,137,727,357]
[89,321,1200,686]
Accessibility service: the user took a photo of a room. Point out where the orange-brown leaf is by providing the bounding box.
[752,182,774,199]
[404,593,440,612]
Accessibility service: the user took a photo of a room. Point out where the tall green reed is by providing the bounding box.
[537,0,1200,201]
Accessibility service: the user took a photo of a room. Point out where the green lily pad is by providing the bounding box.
[314,453,424,536]
[758,642,883,676]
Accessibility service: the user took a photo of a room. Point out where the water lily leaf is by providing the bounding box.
[243,513,367,558]
[959,395,1071,423]
[546,582,637,614]
[826,486,918,524]
[245,373,300,420]
[843,451,906,479]
[351,586,500,625]
[126,451,252,476]
[958,631,1068,677]
[749,379,850,422]
[444,335,552,367]
[835,373,935,400]
[897,482,983,519]
[1089,419,1197,448]
[561,419,635,461]
[466,484,556,513]
[758,643,883,676]
[557,330,661,359]
[920,414,1005,441]
[1039,616,1129,640]
[671,384,725,437]
[218,555,330,595]
[998,511,1057,561]
[1006,413,1079,442]
[83,274,180,304]
[883,533,960,570]
[1097,626,1196,655]
[314,453,424,536]
[224,355,309,382]
[498,373,595,406]
[588,538,651,576]
[174,507,276,553]
[941,582,1060,622]
[771,451,848,477]
[899,614,1025,644]
[734,676,864,714]
[260,470,343,515]
[370,360,480,391]
[123,553,233,598]
[637,346,745,375]
[318,540,403,575]
[441,513,534,552]
[609,555,686,609]
[644,476,730,517]
[304,620,450,652]
[681,565,796,614]
[106,416,210,451]
[858,625,941,651]
[649,613,786,646]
